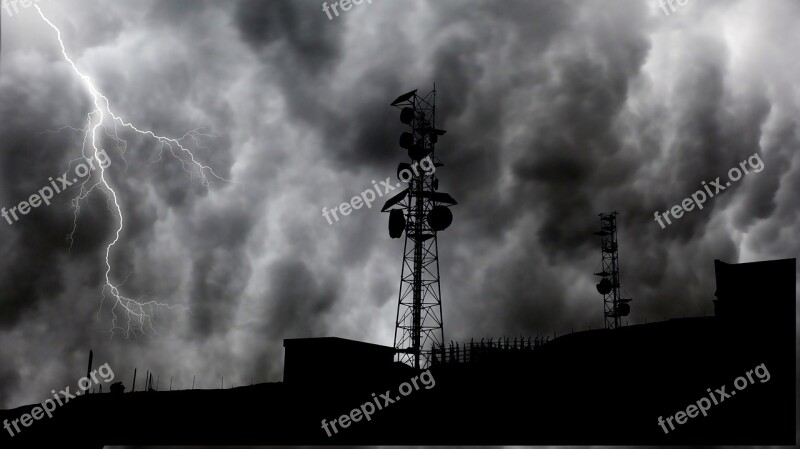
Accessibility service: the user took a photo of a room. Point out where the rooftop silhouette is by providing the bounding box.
[1,258,794,446]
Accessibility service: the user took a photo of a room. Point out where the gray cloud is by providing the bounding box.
[0,0,798,419]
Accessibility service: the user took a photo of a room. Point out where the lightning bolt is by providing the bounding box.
[35,6,232,337]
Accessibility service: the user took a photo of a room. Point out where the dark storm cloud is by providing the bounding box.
[265,259,339,338]
[235,0,341,72]
[233,0,430,170]
[401,0,656,336]
[0,69,107,326]
[1,0,798,424]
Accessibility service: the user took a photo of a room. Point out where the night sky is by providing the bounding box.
[0,0,798,426]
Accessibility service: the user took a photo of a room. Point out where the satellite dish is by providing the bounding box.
[400,108,414,125]
[427,206,453,232]
[400,132,431,160]
[391,89,417,106]
[617,302,630,317]
[596,278,612,295]
[381,188,409,212]
[397,163,413,181]
[428,128,446,144]
[389,209,405,238]
[399,132,415,150]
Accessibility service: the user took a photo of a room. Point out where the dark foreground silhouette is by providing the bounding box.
[1,258,795,447]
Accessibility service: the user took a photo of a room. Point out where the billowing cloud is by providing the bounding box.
[0,0,797,421]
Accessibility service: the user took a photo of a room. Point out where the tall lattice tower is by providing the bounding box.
[382,87,456,369]
[594,212,631,329]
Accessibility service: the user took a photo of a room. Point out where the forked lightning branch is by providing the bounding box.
[34,5,230,336]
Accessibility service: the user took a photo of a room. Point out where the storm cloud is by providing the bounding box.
[0,0,798,420]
